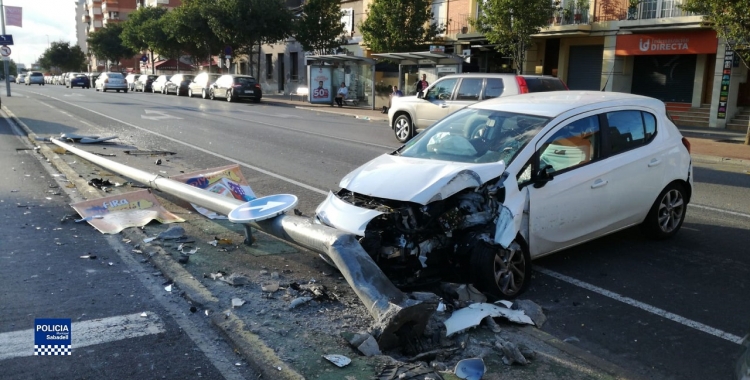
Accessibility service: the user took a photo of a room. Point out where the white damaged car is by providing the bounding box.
[316,91,693,298]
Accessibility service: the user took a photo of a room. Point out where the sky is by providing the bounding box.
[4,0,78,67]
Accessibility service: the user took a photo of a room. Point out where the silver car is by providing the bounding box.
[95,72,128,92]
[25,72,45,85]
[15,74,25,84]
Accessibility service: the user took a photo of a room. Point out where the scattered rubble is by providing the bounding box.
[232,298,246,308]
[322,354,351,368]
[143,225,186,243]
[289,296,312,309]
[219,273,251,286]
[444,302,535,337]
[376,360,444,380]
[343,332,382,357]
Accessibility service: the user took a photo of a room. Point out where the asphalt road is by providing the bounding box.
[4,83,750,379]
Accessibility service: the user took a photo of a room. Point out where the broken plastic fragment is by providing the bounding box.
[444,302,534,337]
[323,354,351,368]
[79,255,97,259]
[437,302,446,312]
[209,272,224,280]
[208,239,218,247]
[455,358,485,380]
[289,296,312,309]
[231,298,245,308]
[140,312,148,317]
[164,284,172,292]
[495,300,513,308]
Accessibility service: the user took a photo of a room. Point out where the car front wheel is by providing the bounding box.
[226,90,233,102]
[202,89,207,99]
[188,89,193,97]
[394,114,414,143]
[641,182,687,239]
[209,90,215,100]
[470,241,531,299]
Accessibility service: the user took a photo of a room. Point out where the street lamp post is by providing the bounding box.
[1,0,11,96]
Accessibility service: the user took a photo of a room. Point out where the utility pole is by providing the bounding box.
[1,0,11,97]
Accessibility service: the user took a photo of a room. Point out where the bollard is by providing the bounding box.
[49,138,432,348]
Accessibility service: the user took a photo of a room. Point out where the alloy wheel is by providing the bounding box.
[657,189,685,234]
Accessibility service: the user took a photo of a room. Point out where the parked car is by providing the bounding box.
[125,73,138,91]
[188,72,220,99]
[44,75,52,84]
[165,74,195,96]
[315,91,692,299]
[134,74,157,92]
[15,74,26,84]
[7,74,14,82]
[66,72,90,89]
[151,75,172,94]
[389,73,569,142]
[25,71,45,85]
[209,74,262,103]
[95,72,128,92]
[56,73,67,85]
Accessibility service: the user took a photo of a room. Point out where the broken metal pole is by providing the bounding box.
[49,138,432,349]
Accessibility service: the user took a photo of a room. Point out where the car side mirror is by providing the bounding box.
[533,164,554,188]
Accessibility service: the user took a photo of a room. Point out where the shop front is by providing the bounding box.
[615,29,718,104]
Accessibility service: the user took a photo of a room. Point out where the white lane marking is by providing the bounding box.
[23,92,328,196]
[0,312,165,361]
[142,109,183,120]
[690,203,750,219]
[534,267,743,345]
[20,91,749,345]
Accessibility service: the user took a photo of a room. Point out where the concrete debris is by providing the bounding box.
[343,332,382,357]
[270,271,280,279]
[207,272,225,280]
[231,298,245,308]
[444,303,534,337]
[208,239,218,247]
[454,357,485,380]
[144,226,186,243]
[377,361,444,380]
[260,281,280,293]
[164,284,172,292]
[289,296,312,309]
[483,315,502,333]
[219,273,250,286]
[87,178,115,190]
[456,284,486,304]
[513,299,547,328]
[322,354,351,368]
[495,337,533,366]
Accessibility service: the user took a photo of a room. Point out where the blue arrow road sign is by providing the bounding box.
[0,35,13,46]
[228,194,298,223]
[141,55,148,62]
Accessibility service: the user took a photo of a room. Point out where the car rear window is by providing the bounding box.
[108,73,124,78]
[75,74,87,77]
[234,77,256,85]
[523,77,567,92]
[183,75,195,81]
[31,73,43,77]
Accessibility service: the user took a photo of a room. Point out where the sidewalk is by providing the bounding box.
[264,94,750,167]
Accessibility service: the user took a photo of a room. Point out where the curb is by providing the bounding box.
[691,153,750,168]
[293,105,389,122]
[1,106,307,380]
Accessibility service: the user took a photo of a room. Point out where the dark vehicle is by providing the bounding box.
[66,73,90,89]
[125,73,138,91]
[151,75,172,94]
[209,74,262,103]
[188,72,220,99]
[134,74,158,92]
[165,74,195,96]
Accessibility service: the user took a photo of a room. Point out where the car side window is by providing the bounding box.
[456,78,483,101]
[605,110,656,154]
[425,78,458,101]
[483,78,504,99]
[539,115,601,174]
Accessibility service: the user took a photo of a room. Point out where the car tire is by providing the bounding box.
[209,90,216,100]
[188,89,193,97]
[394,114,415,143]
[470,240,531,299]
[162,87,166,95]
[202,89,207,99]
[227,90,233,102]
[641,182,688,240]
[124,89,128,93]
[252,98,261,104]
[96,87,99,92]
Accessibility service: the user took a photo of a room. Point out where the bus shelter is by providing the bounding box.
[371,51,464,96]
[305,54,377,110]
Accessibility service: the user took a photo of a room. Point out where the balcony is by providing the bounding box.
[593,0,694,22]
[102,0,118,13]
[82,14,91,23]
[447,14,476,36]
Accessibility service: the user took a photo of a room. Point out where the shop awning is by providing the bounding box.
[370,51,464,65]
[305,54,376,65]
[154,59,195,71]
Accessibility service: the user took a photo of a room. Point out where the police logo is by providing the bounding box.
[34,319,71,355]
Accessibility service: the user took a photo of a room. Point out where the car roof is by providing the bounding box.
[470,91,666,117]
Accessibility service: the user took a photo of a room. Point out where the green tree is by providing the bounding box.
[39,42,87,72]
[294,0,346,55]
[471,0,555,74]
[87,24,137,71]
[359,0,445,53]
[6,59,18,76]
[121,6,169,74]
[208,0,295,76]
[162,0,225,70]
[682,0,750,144]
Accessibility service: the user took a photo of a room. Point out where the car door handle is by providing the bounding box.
[648,158,661,167]
[591,179,608,189]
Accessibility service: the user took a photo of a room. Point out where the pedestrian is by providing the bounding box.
[335,82,347,107]
[415,74,429,97]
[383,85,403,113]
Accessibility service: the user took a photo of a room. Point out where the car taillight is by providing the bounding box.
[516,76,529,94]
[681,137,691,153]
[233,84,242,88]
[254,84,261,89]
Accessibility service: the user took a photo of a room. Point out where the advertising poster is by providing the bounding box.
[717,45,733,120]
[170,164,256,219]
[71,189,185,234]
[310,66,332,104]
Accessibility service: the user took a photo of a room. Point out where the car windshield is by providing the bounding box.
[182,75,195,81]
[397,108,550,165]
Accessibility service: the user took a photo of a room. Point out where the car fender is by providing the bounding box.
[495,176,529,249]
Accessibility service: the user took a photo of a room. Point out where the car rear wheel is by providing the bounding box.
[209,90,215,100]
[226,90,233,102]
[162,87,166,95]
[470,241,530,299]
[394,114,414,143]
[202,89,207,99]
[641,182,687,239]
[188,89,193,97]
[252,98,261,104]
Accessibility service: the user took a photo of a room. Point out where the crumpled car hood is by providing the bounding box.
[339,154,505,205]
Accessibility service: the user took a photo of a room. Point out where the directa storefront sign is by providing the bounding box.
[615,30,718,56]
